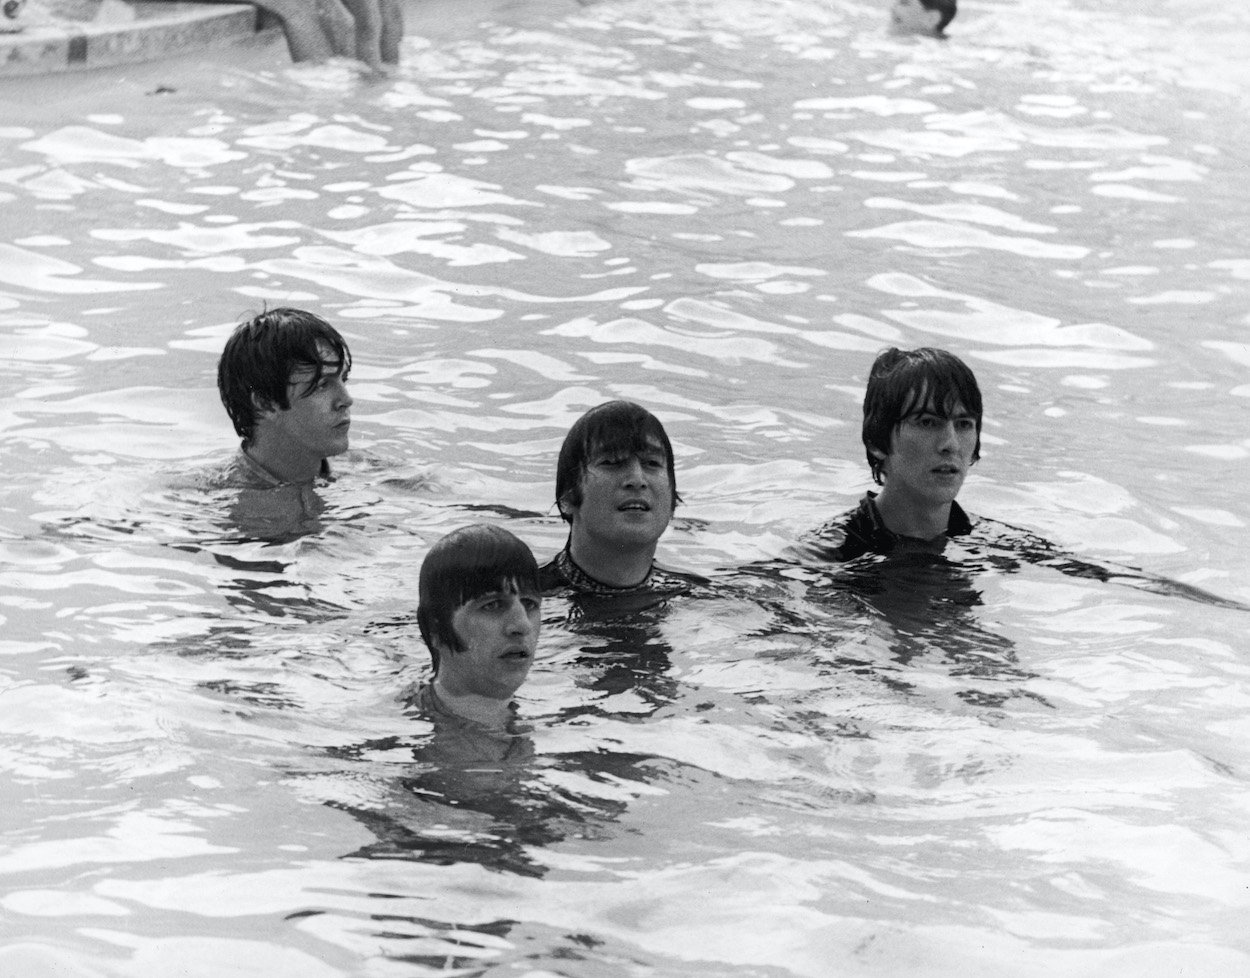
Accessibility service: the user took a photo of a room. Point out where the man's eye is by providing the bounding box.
[521,596,540,612]
[956,418,976,431]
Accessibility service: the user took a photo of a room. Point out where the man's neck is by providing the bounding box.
[431,678,513,726]
[245,438,324,485]
[873,488,952,542]
[567,529,656,588]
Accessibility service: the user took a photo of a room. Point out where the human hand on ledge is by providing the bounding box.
[250,0,403,69]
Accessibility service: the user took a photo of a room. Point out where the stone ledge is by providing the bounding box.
[0,1,276,76]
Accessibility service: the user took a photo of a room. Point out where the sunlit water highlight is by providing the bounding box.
[1,0,1249,974]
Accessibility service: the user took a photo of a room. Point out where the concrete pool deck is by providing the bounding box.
[0,0,278,76]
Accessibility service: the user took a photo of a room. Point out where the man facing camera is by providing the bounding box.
[542,400,700,603]
[809,346,982,561]
[801,346,1250,618]
[415,523,541,727]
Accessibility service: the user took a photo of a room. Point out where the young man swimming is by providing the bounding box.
[811,346,982,560]
[802,346,1250,617]
[216,307,353,488]
[890,0,956,37]
[542,400,698,600]
[415,523,541,726]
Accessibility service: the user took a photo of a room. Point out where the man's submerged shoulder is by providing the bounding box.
[648,561,709,593]
[232,449,295,489]
[800,495,879,561]
[199,447,447,492]
[538,554,566,593]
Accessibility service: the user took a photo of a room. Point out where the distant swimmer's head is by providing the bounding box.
[0,0,26,33]
[890,0,956,38]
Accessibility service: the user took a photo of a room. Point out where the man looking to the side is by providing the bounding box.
[216,307,353,490]
[542,400,697,600]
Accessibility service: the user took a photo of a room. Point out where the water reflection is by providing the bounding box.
[331,718,558,878]
[322,681,683,880]
[549,603,682,712]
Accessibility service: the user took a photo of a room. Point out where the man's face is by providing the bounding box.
[438,585,540,700]
[891,0,944,35]
[568,438,674,550]
[262,342,352,460]
[877,399,978,507]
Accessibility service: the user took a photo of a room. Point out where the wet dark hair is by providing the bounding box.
[416,524,541,675]
[862,347,982,485]
[217,308,351,445]
[554,400,680,522]
[919,0,957,33]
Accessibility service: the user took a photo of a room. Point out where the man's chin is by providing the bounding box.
[611,519,668,545]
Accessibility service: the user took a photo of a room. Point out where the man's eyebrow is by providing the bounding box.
[918,408,975,420]
[292,359,344,378]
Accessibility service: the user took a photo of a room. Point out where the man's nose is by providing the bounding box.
[621,456,647,484]
[503,597,534,633]
[937,421,959,449]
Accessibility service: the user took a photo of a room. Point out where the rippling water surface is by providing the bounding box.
[1,0,1249,974]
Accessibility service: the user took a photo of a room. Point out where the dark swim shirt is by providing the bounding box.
[804,492,973,562]
[538,545,710,621]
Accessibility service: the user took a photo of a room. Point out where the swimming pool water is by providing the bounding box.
[1,0,1248,974]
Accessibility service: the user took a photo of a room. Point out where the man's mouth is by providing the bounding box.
[500,648,530,660]
[932,464,960,475]
[618,500,651,512]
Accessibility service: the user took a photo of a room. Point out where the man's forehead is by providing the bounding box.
[289,354,344,381]
[590,434,667,455]
[461,578,537,603]
[902,385,971,418]
[915,400,972,416]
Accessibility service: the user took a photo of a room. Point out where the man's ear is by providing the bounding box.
[250,392,279,419]
[868,443,890,480]
[430,626,460,664]
[557,490,578,519]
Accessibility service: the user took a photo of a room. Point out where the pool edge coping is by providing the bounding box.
[0,2,277,76]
